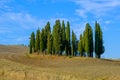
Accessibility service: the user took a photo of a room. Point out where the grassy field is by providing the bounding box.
[0,45,120,80]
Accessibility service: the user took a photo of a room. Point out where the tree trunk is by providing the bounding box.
[98,54,101,59]
[90,53,93,58]
[95,54,101,59]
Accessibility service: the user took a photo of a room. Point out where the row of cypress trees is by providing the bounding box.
[29,20,73,56]
[29,20,104,58]
[78,21,105,58]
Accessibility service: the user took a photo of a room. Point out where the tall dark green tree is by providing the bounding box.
[40,28,45,53]
[66,21,71,56]
[47,32,53,55]
[53,20,61,55]
[29,32,35,53]
[78,34,84,56]
[72,30,77,56]
[95,21,105,58]
[61,20,66,54]
[31,32,35,52]
[35,29,40,53]
[83,31,86,56]
[44,22,51,50]
[89,25,94,57]
[29,40,32,54]
[52,25,56,54]
[84,23,93,57]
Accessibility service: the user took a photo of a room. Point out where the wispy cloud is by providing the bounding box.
[73,0,120,18]
[0,0,13,12]
[0,12,44,30]
[0,12,71,44]
[0,12,41,44]
[0,11,70,31]
[0,27,12,34]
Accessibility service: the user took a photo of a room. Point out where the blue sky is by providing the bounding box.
[0,0,120,59]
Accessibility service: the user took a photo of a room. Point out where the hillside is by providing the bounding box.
[0,45,120,80]
[0,45,28,54]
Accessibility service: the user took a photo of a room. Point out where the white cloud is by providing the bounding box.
[73,0,120,17]
[0,12,70,32]
[0,12,71,44]
[76,9,87,18]
[0,12,41,44]
[0,12,45,30]
[0,0,13,11]
[105,20,111,24]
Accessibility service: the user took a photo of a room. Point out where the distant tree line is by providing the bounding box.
[29,20,104,59]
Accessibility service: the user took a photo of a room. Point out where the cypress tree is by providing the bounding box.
[47,32,53,55]
[81,31,86,56]
[35,28,40,53]
[40,28,45,53]
[29,41,32,54]
[89,25,93,57]
[84,24,89,56]
[44,22,51,50]
[66,21,71,56]
[72,30,77,56]
[84,23,93,57]
[78,34,84,56]
[29,34,32,54]
[31,32,35,52]
[61,20,66,55]
[52,25,56,54]
[52,20,61,55]
[95,21,105,58]
[29,32,35,54]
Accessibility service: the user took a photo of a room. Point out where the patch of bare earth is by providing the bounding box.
[0,45,120,80]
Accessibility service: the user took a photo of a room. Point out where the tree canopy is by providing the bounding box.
[95,21,105,58]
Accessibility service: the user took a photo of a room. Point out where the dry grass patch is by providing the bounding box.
[0,45,120,80]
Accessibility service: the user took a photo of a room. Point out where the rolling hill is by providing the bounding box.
[0,45,120,80]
